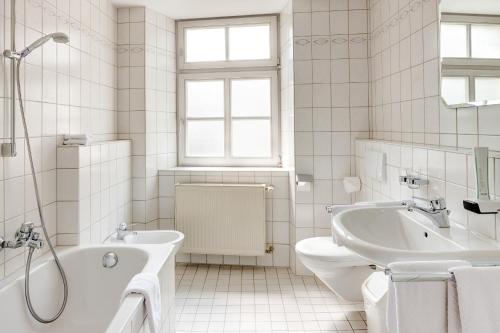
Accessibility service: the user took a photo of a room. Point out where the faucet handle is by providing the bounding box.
[27,232,44,249]
[16,221,35,241]
[19,221,35,233]
[429,198,447,210]
[412,196,447,210]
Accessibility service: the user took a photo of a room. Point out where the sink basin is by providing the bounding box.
[111,230,184,254]
[332,206,500,267]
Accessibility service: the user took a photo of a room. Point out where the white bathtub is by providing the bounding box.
[0,244,176,333]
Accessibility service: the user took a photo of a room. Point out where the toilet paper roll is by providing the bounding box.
[296,174,313,192]
[343,177,361,193]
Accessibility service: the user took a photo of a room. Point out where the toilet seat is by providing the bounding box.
[296,236,369,267]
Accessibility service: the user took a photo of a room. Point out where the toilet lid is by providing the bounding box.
[296,237,369,265]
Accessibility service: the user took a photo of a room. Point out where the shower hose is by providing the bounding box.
[16,59,69,323]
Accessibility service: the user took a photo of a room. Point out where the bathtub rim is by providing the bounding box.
[0,243,174,290]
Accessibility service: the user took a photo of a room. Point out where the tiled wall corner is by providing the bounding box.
[159,169,291,267]
[117,7,176,230]
[280,0,297,275]
[56,140,132,245]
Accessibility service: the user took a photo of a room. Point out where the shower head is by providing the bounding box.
[19,32,69,58]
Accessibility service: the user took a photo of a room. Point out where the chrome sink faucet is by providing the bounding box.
[403,197,451,228]
[0,221,43,250]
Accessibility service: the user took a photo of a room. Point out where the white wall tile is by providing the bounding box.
[445,152,467,187]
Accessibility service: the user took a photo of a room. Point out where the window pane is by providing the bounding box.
[232,120,271,157]
[475,77,500,101]
[471,25,500,59]
[441,77,469,105]
[229,25,271,60]
[231,79,271,117]
[186,80,224,118]
[441,24,468,57]
[185,28,226,62]
[187,120,224,157]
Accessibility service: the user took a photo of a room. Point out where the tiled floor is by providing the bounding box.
[175,264,368,333]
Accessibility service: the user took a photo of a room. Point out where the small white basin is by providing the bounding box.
[112,230,184,254]
[333,206,500,266]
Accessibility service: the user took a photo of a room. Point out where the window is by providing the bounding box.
[441,23,468,58]
[441,22,500,59]
[440,15,500,105]
[442,77,469,105]
[475,77,500,102]
[471,25,500,59]
[177,16,279,166]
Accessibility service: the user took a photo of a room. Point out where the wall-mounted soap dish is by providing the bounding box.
[463,200,500,214]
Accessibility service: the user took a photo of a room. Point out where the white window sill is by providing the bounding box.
[159,166,289,175]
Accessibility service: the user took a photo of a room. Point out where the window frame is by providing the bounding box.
[177,15,281,167]
[178,71,280,167]
[177,16,279,70]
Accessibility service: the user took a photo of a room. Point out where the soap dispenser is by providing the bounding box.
[463,147,500,214]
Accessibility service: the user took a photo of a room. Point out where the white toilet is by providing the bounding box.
[295,236,374,301]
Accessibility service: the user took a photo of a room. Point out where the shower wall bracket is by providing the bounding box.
[1,143,17,157]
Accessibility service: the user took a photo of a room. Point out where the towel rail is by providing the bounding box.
[385,263,500,282]
[385,269,454,282]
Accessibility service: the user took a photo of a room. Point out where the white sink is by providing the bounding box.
[332,206,500,267]
[111,230,184,254]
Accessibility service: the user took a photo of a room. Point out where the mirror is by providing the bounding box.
[440,0,500,107]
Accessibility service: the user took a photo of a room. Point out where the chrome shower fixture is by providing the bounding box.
[3,32,69,60]
[2,31,69,158]
[0,30,70,324]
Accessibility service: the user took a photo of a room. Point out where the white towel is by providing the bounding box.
[447,280,462,333]
[121,273,162,333]
[387,260,470,333]
[64,134,90,140]
[452,266,500,333]
[63,139,89,145]
[63,134,91,145]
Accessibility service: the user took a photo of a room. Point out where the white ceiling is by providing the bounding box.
[111,0,288,19]
[441,0,500,15]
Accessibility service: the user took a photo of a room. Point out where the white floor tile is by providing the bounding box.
[175,264,367,333]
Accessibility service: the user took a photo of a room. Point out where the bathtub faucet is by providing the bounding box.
[0,221,43,250]
[116,222,140,240]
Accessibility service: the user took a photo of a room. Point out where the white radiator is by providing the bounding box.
[175,183,271,256]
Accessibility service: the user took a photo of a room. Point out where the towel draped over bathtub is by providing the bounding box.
[121,272,162,333]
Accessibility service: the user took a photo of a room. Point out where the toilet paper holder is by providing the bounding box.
[296,174,313,192]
